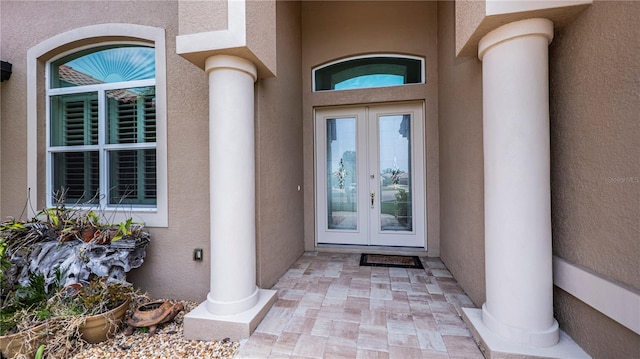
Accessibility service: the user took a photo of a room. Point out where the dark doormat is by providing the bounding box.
[360,253,424,269]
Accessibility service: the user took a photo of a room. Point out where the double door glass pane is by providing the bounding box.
[378,114,412,232]
[324,114,413,232]
[326,118,357,230]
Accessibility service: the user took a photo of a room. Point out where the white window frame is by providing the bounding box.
[46,43,157,209]
[27,24,168,227]
[312,54,425,92]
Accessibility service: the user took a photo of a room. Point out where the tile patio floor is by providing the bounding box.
[236,252,485,359]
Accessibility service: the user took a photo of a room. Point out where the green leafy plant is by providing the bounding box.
[0,271,62,335]
[71,276,134,316]
[395,188,410,227]
[109,217,134,242]
[35,344,46,359]
[0,239,12,292]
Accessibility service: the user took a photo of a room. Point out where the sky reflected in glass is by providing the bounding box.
[334,74,404,90]
[60,47,155,85]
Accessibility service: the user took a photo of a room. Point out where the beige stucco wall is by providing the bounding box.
[549,1,640,357]
[0,84,2,208]
[0,0,303,301]
[178,0,228,35]
[0,76,3,209]
[0,83,2,209]
[300,1,440,254]
[436,1,486,307]
[0,1,209,301]
[255,0,305,289]
[0,1,28,215]
[454,0,486,56]
[246,0,277,78]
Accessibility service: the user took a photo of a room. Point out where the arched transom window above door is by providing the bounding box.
[313,54,424,92]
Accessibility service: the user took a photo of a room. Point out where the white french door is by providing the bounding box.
[315,102,426,247]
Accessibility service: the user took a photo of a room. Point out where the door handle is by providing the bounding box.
[370,191,375,208]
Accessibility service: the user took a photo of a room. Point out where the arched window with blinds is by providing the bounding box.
[48,45,157,207]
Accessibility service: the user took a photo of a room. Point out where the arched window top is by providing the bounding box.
[28,24,168,227]
[51,45,155,88]
[313,54,424,92]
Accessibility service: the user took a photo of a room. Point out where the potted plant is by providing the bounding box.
[1,272,136,357]
[0,270,62,358]
[57,275,135,344]
[0,199,150,357]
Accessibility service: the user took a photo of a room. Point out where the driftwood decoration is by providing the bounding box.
[9,238,149,288]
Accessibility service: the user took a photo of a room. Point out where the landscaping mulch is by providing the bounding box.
[70,301,239,359]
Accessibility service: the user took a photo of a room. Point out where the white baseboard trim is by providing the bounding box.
[553,256,640,335]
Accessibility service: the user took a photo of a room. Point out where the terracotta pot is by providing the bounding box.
[125,300,184,335]
[0,322,50,358]
[81,227,97,242]
[79,298,130,343]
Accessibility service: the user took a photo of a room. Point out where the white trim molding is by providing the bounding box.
[176,0,246,55]
[27,23,168,227]
[485,0,593,16]
[553,256,640,335]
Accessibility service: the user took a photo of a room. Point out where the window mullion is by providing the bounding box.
[104,143,155,150]
[48,79,155,95]
[136,96,145,202]
[98,89,107,208]
[82,96,91,203]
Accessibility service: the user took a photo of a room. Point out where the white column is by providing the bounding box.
[205,54,259,315]
[479,18,558,347]
[183,54,276,341]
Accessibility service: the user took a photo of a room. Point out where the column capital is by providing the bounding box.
[176,0,276,78]
[455,0,591,57]
[205,54,258,82]
[479,18,554,61]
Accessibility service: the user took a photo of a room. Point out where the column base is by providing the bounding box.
[183,289,277,341]
[462,308,591,359]
[482,303,559,347]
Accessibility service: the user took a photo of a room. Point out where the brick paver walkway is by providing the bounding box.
[236,252,484,359]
